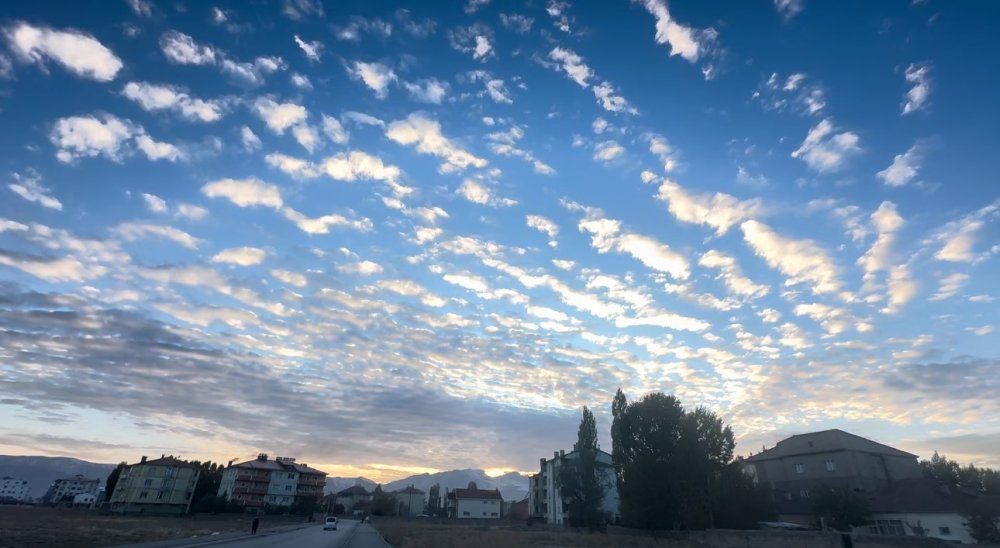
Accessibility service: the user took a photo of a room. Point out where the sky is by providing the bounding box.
[0,0,998,483]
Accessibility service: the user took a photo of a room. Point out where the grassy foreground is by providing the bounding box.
[0,506,307,548]
[373,517,675,548]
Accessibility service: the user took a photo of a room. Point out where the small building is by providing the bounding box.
[447,487,503,519]
[855,478,1000,545]
[73,493,98,507]
[507,497,530,521]
[394,485,425,517]
[529,448,619,525]
[218,454,327,509]
[0,477,31,503]
[334,485,372,513]
[109,456,201,515]
[44,474,100,505]
[743,429,922,525]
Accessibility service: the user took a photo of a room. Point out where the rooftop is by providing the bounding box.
[336,485,371,497]
[867,478,1000,515]
[448,487,503,501]
[745,429,917,462]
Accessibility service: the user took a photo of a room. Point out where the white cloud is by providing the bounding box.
[548,47,592,87]
[465,0,491,13]
[759,308,781,324]
[968,325,994,336]
[858,201,904,287]
[592,118,609,134]
[281,208,372,234]
[266,152,319,179]
[241,126,262,151]
[552,259,575,271]
[593,141,624,163]
[141,192,167,213]
[929,272,969,302]
[339,261,383,275]
[485,126,553,175]
[741,220,843,296]
[175,204,208,221]
[649,135,679,172]
[135,134,184,162]
[50,114,134,163]
[500,14,533,33]
[546,0,574,33]
[252,98,308,134]
[774,0,804,20]
[293,35,323,61]
[344,111,385,128]
[902,62,932,115]
[114,222,201,249]
[877,143,924,187]
[321,115,349,144]
[219,56,286,86]
[485,79,513,104]
[456,179,514,207]
[698,250,769,299]
[592,81,637,115]
[127,0,153,17]
[655,178,763,235]
[290,73,312,90]
[754,72,825,117]
[321,150,403,188]
[933,201,999,263]
[882,263,917,314]
[8,171,62,211]
[347,61,397,99]
[614,309,708,333]
[449,25,494,61]
[291,124,321,154]
[335,16,394,41]
[160,30,216,65]
[4,22,123,81]
[791,118,861,172]
[526,214,559,246]
[283,0,325,20]
[637,0,703,62]
[403,78,448,104]
[123,82,225,123]
[202,177,283,209]
[578,217,690,280]
[386,113,487,173]
[271,268,307,288]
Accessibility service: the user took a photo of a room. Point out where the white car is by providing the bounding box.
[323,516,338,531]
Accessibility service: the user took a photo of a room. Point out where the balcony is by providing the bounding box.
[298,477,326,487]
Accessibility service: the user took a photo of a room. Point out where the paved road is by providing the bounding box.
[112,520,388,548]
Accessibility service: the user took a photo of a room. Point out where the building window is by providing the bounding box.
[463,511,470,516]
[939,527,950,535]
[825,460,836,471]
[794,463,805,474]
[799,489,810,498]
[289,473,295,479]
[285,485,292,491]
[491,512,498,517]
[140,491,148,499]
[144,479,152,487]
[869,519,906,536]
[157,492,164,500]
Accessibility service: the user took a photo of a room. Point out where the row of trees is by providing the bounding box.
[557,390,774,531]
[920,451,1000,494]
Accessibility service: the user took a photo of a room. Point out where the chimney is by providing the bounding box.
[257,453,268,461]
[140,456,147,463]
[560,450,565,457]
[554,451,559,459]
[540,458,546,468]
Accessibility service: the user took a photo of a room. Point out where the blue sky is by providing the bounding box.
[0,0,997,482]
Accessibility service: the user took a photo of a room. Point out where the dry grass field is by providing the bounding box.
[0,506,307,548]
[373,518,676,548]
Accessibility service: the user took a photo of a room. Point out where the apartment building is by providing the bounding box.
[44,474,100,504]
[743,429,922,524]
[109,456,201,515]
[218,454,327,508]
[0,477,31,503]
[528,448,620,525]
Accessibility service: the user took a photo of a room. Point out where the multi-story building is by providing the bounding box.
[334,485,372,514]
[446,487,503,519]
[528,448,620,525]
[0,477,31,503]
[218,454,327,509]
[44,474,100,505]
[109,456,201,515]
[743,429,922,524]
[394,485,425,516]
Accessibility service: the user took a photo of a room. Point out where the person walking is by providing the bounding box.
[251,516,260,535]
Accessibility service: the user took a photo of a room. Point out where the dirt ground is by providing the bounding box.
[0,506,308,548]
[373,518,672,548]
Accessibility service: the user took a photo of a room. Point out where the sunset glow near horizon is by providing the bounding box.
[0,0,998,482]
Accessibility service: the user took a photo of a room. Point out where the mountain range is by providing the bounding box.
[0,455,529,502]
[325,468,530,502]
[0,455,116,497]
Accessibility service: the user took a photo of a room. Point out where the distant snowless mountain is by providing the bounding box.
[0,455,116,497]
[326,469,529,501]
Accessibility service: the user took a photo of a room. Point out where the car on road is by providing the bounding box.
[323,516,338,531]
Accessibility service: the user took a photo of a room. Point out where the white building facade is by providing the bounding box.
[0,477,31,502]
[46,475,100,504]
[447,487,503,519]
[529,449,620,525]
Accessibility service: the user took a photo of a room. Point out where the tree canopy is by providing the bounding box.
[558,406,607,530]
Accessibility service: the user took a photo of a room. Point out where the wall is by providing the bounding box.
[267,470,297,506]
[455,498,501,519]
[856,513,975,545]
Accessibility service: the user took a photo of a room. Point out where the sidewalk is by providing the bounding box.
[107,522,316,548]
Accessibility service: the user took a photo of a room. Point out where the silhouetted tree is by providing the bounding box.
[371,484,396,516]
[467,481,478,490]
[427,483,441,515]
[557,406,606,531]
[104,462,127,502]
[811,487,871,531]
[921,452,1000,494]
[965,504,1000,545]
